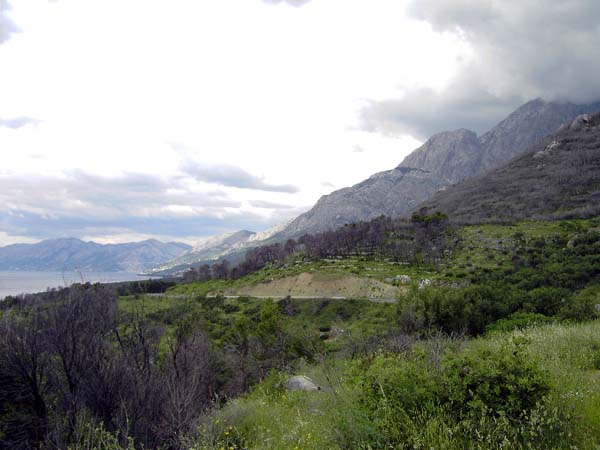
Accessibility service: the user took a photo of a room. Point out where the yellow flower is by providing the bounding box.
[225,431,230,436]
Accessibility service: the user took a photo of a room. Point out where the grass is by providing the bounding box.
[163,217,599,300]
[187,320,600,450]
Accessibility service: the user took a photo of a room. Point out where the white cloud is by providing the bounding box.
[0,0,469,243]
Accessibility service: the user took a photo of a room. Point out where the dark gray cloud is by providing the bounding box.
[0,171,241,220]
[181,161,300,193]
[0,171,297,243]
[0,210,281,244]
[0,116,40,129]
[362,0,600,139]
[0,0,19,45]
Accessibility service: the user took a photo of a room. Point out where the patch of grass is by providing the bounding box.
[189,320,600,450]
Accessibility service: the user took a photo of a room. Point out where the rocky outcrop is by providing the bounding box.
[275,99,600,238]
[399,128,482,184]
[284,375,320,392]
[280,167,446,237]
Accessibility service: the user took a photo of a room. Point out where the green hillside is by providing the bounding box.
[1,216,599,449]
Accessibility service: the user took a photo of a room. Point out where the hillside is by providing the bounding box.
[147,221,290,275]
[4,214,599,449]
[0,238,191,272]
[422,112,600,223]
[277,99,600,238]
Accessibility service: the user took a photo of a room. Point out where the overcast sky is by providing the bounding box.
[1,0,599,246]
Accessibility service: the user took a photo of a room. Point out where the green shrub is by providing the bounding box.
[486,312,553,333]
[443,337,551,421]
[559,288,600,322]
[348,352,441,445]
[525,286,570,316]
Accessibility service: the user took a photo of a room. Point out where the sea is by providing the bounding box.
[0,270,159,299]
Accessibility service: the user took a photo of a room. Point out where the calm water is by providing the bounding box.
[0,271,159,299]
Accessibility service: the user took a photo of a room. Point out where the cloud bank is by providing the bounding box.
[0,168,300,245]
[0,0,18,45]
[181,161,300,193]
[362,0,600,139]
[0,116,39,129]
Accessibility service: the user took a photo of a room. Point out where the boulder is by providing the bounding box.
[570,114,591,131]
[394,274,412,284]
[418,278,432,289]
[284,375,320,392]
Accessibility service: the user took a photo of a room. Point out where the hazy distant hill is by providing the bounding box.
[0,238,191,272]
[276,99,600,238]
[147,221,290,274]
[421,112,600,223]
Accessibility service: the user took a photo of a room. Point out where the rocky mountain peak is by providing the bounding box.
[398,128,481,184]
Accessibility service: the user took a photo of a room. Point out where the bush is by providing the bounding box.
[443,337,551,421]
[349,352,441,445]
[525,286,570,316]
[559,288,600,322]
[486,312,553,333]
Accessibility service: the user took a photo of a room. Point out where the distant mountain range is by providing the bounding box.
[421,112,600,223]
[145,221,290,275]
[0,238,191,272]
[274,99,600,238]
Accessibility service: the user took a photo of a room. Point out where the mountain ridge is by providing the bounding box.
[147,220,291,274]
[0,238,191,272]
[419,111,600,223]
[275,98,600,239]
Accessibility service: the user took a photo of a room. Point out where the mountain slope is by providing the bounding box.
[420,112,600,223]
[0,238,191,272]
[276,99,600,238]
[148,221,291,274]
[280,167,446,238]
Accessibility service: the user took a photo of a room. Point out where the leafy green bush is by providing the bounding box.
[559,287,600,321]
[486,312,553,333]
[443,337,551,421]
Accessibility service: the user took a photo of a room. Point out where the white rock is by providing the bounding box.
[284,375,321,392]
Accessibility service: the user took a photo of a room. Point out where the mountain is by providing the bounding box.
[419,112,600,223]
[0,238,191,272]
[148,221,290,274]
[276,99,600,238]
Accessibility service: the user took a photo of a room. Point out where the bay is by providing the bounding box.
[0,270,159,299]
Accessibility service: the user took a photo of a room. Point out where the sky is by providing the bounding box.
[1,0,599,246]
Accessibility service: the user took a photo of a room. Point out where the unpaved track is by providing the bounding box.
[217,272,406,302]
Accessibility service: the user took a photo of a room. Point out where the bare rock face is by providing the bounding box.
[280,167,446,237]
[275,99,600,239]
[399,128,482,184]
[284,375,320,392]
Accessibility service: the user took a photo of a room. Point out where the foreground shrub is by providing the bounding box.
[486,312,553,333]
[348,337,564,449]
[443,337,551,421]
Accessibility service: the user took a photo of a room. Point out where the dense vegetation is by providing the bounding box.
[182,212,450,283]
[0,216,599,449]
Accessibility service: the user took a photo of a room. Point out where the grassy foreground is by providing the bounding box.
[186,321,600,450]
